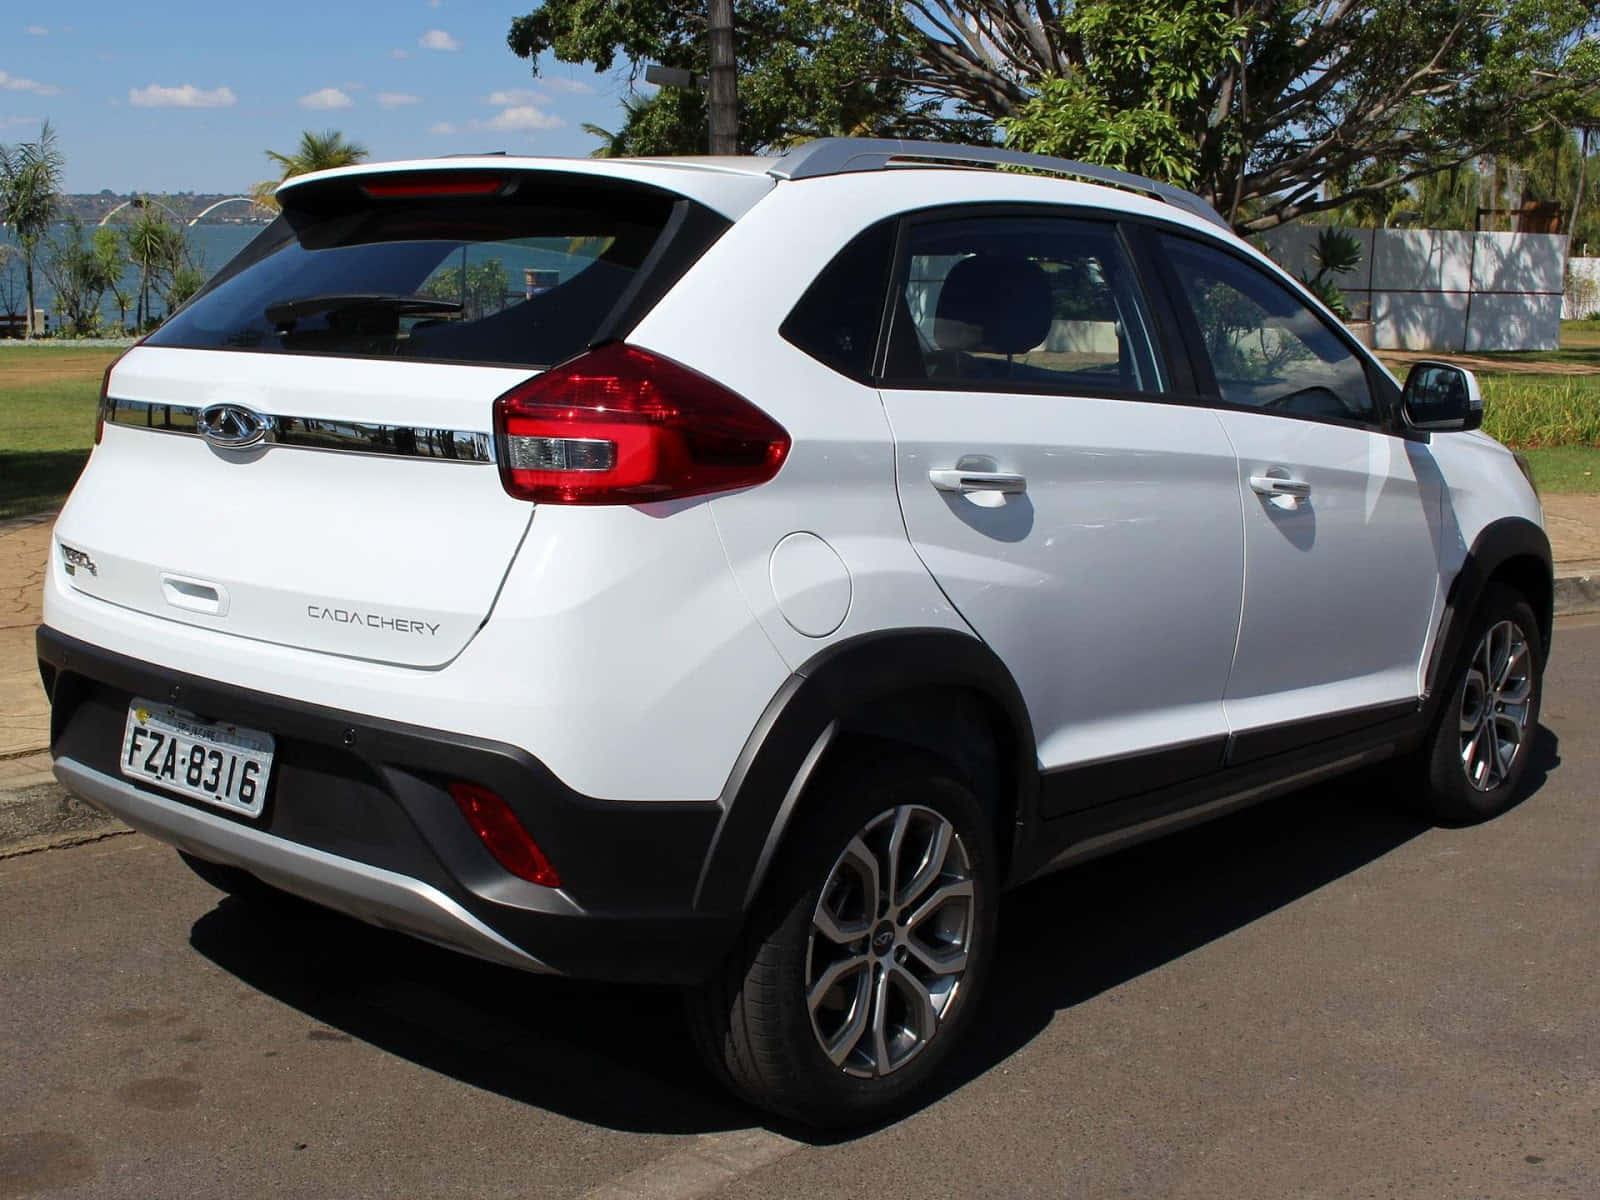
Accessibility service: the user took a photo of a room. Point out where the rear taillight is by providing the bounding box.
[448,782,561,888]
[492,343,790,505]
[94,339,144,445]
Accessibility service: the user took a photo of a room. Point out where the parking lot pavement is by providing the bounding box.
[2,617,1596,1199]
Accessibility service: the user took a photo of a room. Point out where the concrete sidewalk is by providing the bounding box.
[0,494,1597,787]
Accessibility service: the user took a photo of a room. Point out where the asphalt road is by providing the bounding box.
[3,621,1597,1200]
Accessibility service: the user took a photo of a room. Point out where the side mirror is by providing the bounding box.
[1402,361,1483,432]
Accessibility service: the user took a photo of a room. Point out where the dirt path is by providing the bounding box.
[1378,350,1600,376]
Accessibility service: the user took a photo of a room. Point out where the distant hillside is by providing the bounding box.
[60,191,272,225]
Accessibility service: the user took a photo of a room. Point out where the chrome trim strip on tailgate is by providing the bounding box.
[54,757,551,975]
[103,398,494,463]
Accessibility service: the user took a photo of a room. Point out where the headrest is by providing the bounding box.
[933,255,1053,355]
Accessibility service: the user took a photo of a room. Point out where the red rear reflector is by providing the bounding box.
[360,174,505,199]
[493,343,790,505]
[448,782,561,888]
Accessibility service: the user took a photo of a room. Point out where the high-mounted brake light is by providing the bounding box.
[493,343,790,505]
[360,173,507,199]
[448,782,561,888]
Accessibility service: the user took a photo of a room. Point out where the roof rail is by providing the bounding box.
[767,138,1229,230]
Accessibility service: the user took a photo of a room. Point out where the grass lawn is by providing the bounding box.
[1516,446,1600,494]
[0,345,120,520]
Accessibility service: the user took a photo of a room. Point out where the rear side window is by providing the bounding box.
[780,220,895,381]
[883,215,1165,395]
[146,174,725,368]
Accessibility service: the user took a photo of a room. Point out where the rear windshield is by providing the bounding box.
[146,174,717,368]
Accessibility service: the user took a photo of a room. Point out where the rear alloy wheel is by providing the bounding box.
[1419,583,1544,823]
[685,753,997,1127]
[806,804,977,1079]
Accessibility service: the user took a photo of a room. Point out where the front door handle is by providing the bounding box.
[1249,475,1312,499]
[928,468,1027,495]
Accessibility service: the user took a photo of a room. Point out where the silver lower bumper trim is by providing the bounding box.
[54,757,550,975]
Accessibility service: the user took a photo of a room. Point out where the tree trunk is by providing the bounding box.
[707,0,737,155]
[22,254,34,340]
[1571,127,1590,250]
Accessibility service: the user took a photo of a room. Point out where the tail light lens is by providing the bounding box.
[448,782,561,888]
[493,343,790,505]
[94,338,146,445]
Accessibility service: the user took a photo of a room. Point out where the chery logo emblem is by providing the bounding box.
[197,403,273,449]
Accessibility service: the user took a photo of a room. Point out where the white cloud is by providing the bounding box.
[299,86,353,110]
[483,87,541,106]
[0,115,39,127]
[0,69,61,95]
[419,28,459,51]
[378,91,420,108]
[542,77,596,95]
[390,48,410,59]
[129,83,236,108]
[26,25,47,36]
[428,121,456,135]
[483,104,563,133]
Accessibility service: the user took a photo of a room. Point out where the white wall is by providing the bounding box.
[1256,227,1567,352]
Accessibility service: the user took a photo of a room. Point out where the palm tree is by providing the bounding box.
[252,129,369,212]
[0,121,66,339]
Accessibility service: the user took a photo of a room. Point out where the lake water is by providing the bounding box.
[1,222,264,330]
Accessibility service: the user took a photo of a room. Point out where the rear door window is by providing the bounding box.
[883,214,1165,394]
[145,174,724,368]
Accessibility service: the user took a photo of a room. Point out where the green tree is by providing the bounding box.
[508,1,949,156]
[41,217,116,336]
[123,204,175,331]
[252,129,369,212]
[0,121,65,339]
[92,227,133,332]
[509,2,1600,232]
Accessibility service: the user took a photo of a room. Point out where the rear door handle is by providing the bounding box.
[1249,475,1311,499]
[928,468,1027,495]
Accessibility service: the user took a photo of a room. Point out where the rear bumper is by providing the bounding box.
[38,626,741,984]
[55,757,549,973]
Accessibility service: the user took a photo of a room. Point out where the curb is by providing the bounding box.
[0,777,130,858]
[1554,569,1600,616]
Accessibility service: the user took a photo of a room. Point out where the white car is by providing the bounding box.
[39,139,1551,1126]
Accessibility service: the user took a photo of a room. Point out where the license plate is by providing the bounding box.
[119,698,275,818]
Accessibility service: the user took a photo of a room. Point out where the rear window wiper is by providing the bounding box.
[264,294,464,326]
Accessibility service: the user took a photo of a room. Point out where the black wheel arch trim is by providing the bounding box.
[693,628,1039,915]
[1423,516,1553,722]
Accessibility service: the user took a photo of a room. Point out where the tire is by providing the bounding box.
[175,849,302,909]
[1418,583,1545,824]
[685,749,999,1128]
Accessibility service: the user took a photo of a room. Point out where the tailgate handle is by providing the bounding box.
[161,574,229,617]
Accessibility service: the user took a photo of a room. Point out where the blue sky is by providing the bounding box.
[2,3,640,193]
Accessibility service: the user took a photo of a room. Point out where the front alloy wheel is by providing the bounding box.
[1458,619,1533,792]
[1417,582,1544,824]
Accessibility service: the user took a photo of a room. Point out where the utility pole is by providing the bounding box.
[707,0,737,155]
